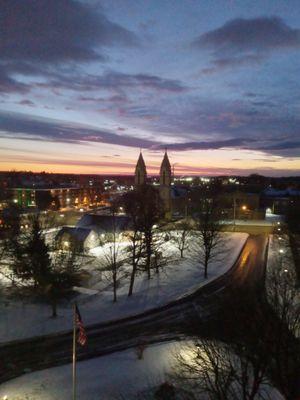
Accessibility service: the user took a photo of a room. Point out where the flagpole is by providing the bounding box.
[72,303,77,400]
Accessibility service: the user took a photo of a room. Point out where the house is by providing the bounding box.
[55,226,98,251]
[76,213,131,234]
[56,213,131,251]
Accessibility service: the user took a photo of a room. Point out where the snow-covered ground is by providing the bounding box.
[0,341,180,399]
[0,340,284,400]
[222,219,275,226]
[0,232,247,343]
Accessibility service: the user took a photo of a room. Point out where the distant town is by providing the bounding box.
[1,162,300,230]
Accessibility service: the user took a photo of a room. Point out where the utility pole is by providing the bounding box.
[233,195,236,231]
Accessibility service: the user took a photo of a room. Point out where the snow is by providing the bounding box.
[0,232,248,343]
[0,340,284,400]
[0,341,184,400]
[222,219,275,226]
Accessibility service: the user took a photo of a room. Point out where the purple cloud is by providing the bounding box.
[0,67,29,94]
[153,138,254,151]
[194,16,300,52]
[193,16,300,72]
[0,112,158,148]
[0,0,138,64]
[36,71,188,94]
[0,0,139,93]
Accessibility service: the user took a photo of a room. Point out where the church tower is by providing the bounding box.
[134,152,147,186]
[159,150,172,216]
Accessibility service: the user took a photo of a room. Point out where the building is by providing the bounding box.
[55,226,98,252]
[261,187,300,215]
[135,151,172,217]
[56,213,131,251]
[7,185,103,210]
[159,152,172,216]
[134,152,147,186]
[219,191,264,220]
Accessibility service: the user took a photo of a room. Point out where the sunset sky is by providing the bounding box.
[1,0,300,176]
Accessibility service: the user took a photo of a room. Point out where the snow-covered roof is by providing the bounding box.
[56,226,93,242]
[76,213,131,233]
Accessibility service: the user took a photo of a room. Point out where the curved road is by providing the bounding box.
[0,234,268,384]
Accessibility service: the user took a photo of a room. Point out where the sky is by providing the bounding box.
[0,0,300,176]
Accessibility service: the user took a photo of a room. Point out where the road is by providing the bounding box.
[0,234,268,384]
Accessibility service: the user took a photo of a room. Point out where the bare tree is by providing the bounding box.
[125,185,162,280]
[266,235,300,335]
[122,191,144,296]
[171,339,271,400]
[264,234,300,399]
[98,205,126,302]
[139,185,163,279]
[193,198,223,279]
[171,219,193,258]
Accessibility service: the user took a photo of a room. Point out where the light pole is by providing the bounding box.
[172,163,178,182]
[233,195,236,230]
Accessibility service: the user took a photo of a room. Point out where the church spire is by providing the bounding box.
[134,151,147,186]
[159,150,171,186]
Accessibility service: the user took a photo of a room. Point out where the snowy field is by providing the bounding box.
[0,340,283,400]
[0,232,248,343]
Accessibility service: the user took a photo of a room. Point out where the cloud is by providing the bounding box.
[194,16,300,52]
[17,100,35,107]
[37,71,189,94]
[153,138,254,151]
[109,94,300,158]
[0,0,139,93]
[193,16,300,72]
[0,111,157,148]
[0,0,138,64]
[0,67,29,94]
[1,99,300,160]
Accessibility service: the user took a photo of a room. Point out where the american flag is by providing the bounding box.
[75,304,87,346]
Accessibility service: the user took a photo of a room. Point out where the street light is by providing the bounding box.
[242,205,247,211]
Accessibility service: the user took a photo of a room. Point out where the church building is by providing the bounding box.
[134,151,172,218]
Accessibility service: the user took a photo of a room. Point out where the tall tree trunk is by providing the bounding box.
[128,264,137,296]
[51,299,57,318]
[113,272,117,302]
[204,259,208,279]
[146,251,151,279]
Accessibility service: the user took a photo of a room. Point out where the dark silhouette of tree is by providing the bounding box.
[172,338,270,400]
[10,216,51,287]
[35,191,53,211]
[98,202,126,302]
[135,185,162,280]
[7,215,82,316]
[123,190,145,296]
[171,219,193,258]
[193,198,223,279]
